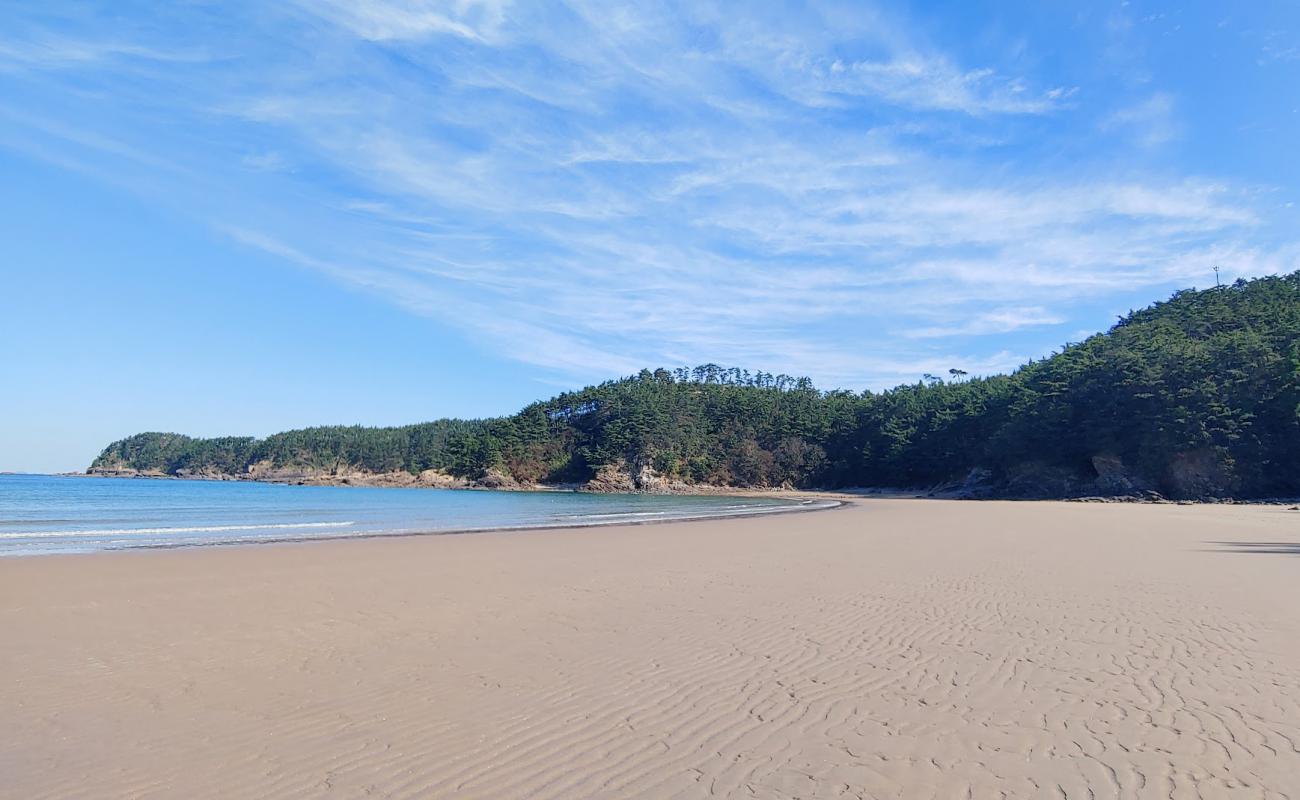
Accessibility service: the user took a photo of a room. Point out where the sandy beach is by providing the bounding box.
[3,499,1299,799]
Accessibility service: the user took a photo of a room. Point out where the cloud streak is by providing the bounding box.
[302,0,510,43]
[2,1,1297,391]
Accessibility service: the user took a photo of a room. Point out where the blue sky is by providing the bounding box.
[2,1,1298,472]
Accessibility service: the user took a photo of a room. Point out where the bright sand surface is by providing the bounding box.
[3,500,1299,799]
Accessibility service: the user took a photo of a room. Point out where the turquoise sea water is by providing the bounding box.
[0,474,833,556]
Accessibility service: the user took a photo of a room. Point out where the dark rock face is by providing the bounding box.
[1090,454,1144,496]
[942,454,1163,500]
[1163,449,1233,500]
[946,450,1242,501]
[947,467,995,499]
[1013,463,1085,498]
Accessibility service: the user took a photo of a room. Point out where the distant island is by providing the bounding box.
[91,272,1300,500]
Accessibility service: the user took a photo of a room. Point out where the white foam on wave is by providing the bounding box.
[0,521,356,539]
[556,510,673,520]
[0,499,840,554]
[555,501,832,524]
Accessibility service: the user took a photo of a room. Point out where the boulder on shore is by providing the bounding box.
[474,468,520,490]
[1090,454,1143,496]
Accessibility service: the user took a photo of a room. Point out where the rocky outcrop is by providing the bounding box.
[89,460,474,489]
[635,463,671,492]
[582,459,699,494]
[948,467,995,499]
[999,461,1084,498]
[416,469,466,488]
[244,460,310,483]
[81,448,1262,502]
[584,462,639,493]
[1090,454,1144,496]
[174,467,242,481]
[937,454,1148,500]
[325,469,471,489]
[86,465,171,478]
[473,468,520,490]
[231,461,465,488]
[1164,449,1233,500]
[932,450,1241,501]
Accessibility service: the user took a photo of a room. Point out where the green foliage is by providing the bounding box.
[91,272,1300,498]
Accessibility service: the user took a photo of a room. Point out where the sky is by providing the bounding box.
[2,1,1298,473]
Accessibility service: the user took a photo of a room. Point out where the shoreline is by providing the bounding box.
[59,470,1300,506]
[3,494,849,559]
[70,468,824,496]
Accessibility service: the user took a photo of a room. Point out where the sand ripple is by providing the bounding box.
[2,500,1299,798]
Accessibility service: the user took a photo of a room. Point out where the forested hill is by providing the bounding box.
[91,272,1300,499]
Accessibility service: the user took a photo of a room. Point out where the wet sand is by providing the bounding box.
[3,500,1299,798]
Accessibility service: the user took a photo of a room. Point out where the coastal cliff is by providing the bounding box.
[87,458,733,494]
[91,273,1300,500]
[88,462,472,489]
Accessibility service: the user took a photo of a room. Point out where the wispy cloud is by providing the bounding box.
[822,56,1072,114]
[1101,92,1179,147]
[1257,28,1300,65]
[301,0,510,43]
[1,1,1296,391]
[904,307,1065,339]
[0,37,204,69]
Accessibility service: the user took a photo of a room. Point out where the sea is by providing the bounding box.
[0,474,834,557]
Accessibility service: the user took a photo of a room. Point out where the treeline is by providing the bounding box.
[92,272,1300,499]
[94,419,480,478]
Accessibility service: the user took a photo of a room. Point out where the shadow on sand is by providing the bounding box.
[1207,541,1300,556]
